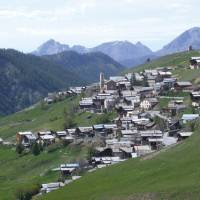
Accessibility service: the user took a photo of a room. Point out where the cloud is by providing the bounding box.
[0,0,97,21]
[0,8,76,20]
[0,0,200,51]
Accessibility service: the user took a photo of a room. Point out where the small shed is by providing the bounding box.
[178,132,193,140]
[16,131,37,147]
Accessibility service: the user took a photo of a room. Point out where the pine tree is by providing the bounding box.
[142,75,149,87]
[31,142,40,156]
[63,108,74,129]
[130,73,136,88]
[146,58,151,63]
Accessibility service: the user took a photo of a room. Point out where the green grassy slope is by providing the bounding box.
[125,51,200,82]
[0,96,116,141]
[127,51,200,72]
[39,131,200,200]
[0,95,116,200]
[0,145,88,200]
[0,96,79,140]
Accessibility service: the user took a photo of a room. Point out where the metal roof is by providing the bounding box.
[176,81,192,86]
[18,131,33,135]
[182,114,199,120]
[40,135,55,140]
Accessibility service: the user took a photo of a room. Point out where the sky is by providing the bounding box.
[0,0,200,52]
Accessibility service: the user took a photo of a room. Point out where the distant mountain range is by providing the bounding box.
[0,49,124,115]
[33,40,154,67]
[2,26,200,115]
[32,27,200,67]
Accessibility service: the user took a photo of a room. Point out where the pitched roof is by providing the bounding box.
[176,81,192,87]
[178,132,193,137]
[40,135,55,140]
[121,130,138,135]
[134,145,152,151]
[18,131,33,135]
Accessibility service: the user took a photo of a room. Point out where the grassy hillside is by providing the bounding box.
[0,96,116,141]
[127,50,200,71]
[126,50,200,82]
[0,145,88,200]
[0,95,117,200]
[38,130,200,200]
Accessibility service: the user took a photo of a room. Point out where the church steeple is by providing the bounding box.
[100,72,105,92]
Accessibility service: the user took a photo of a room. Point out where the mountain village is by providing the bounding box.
[2,56,199,196]
[2,0,200,198]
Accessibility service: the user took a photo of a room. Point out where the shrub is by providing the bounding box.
[187,120,199,132]
[16,143,24,154]
[15,183,40,200]
[38,142,44,152]
[87,145,97,160]
[63,108,74,129]
[49,116,58,122]
[61,139,71,147]
[47,143,61,153]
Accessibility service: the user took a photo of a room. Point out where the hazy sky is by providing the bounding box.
[0,0,200,52]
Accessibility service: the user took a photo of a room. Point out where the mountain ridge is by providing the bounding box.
[0,49,124,115]
[32,27,200,68]
[32,40,153,67]
[157,27,200,56]
[43,50,125,83]
[0,48,85,115]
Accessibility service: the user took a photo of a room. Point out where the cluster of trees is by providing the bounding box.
[63,103,79,129]
[87,145,98,161]
[187,120,200,132]
[16,139,73,156]
[16,142,43,156]
[130,73,149,89]
[63,105,112,129]
[154,116,167,131]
